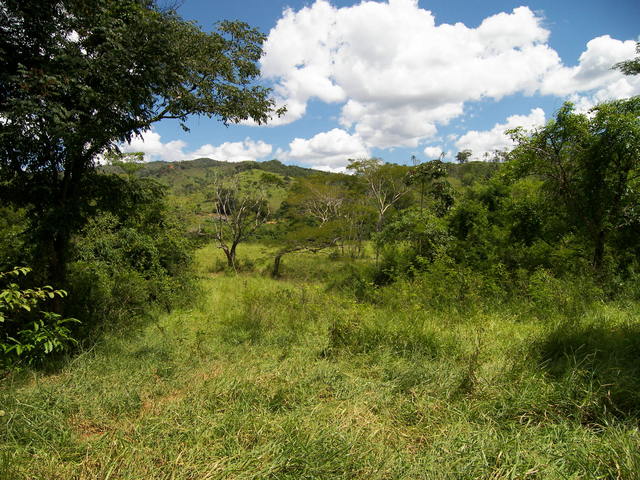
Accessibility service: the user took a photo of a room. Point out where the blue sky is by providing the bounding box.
[126,0,640,170]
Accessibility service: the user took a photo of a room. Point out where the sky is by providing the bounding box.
[124,0,640,171]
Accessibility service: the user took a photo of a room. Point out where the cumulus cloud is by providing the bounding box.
[311,165,349,174]
[455,108,546,160]
[541,36,638,96]
[121,130,273,163]
[262,1,559,148]
[423,146,444,159]
[541,35,640,113]
[122,130,187,162]
[261,1,638,150]
[189,139,273,163]
[124,2,639,171]
[280,128,369,169]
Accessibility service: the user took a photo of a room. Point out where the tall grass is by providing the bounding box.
[1,245,639,479]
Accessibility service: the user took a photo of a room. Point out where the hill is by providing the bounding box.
[136,158,321,188]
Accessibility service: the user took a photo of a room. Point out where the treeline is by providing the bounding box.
[248,99,640,301]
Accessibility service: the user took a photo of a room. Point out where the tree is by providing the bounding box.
[405,158,454,216]
[347,158,410,232]
[509,99,640,271]
[271,223,341,278]
[287,175,346,226]
[489,149,509,164]
[0,0,283,288]
[208,175,270,269]
[270,175,347,277]
[456,150,472,164]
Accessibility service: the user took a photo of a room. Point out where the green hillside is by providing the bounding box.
[124,158,331,233]
[135,158,321,188]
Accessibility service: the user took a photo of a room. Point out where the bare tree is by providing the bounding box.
[294,177,345,225]
[209,176,269,268]
[347,158,410,232]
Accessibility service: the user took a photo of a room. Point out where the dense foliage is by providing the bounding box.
[0,0,283,366]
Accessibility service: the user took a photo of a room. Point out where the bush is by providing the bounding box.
[65,207,196,333]
[0,267,79,370]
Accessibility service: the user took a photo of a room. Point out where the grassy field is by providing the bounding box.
[2,244,640,479]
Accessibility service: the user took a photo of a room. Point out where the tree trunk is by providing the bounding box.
[225,242,240,270]
[45,232,70,315]
[592,230,606,272]
[376,214,384,233]
[224,248,235,268]
[272,253,283,278]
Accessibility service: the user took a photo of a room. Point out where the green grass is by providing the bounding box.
[2,246,640,479]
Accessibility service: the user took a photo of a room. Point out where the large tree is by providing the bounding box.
[0,0,283,286]
[509,99,640,271]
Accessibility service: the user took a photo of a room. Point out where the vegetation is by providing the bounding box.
[1,1,640,478]
[206,174,271,269]
[509,99,640,271]
[0,267,78,370]
[2,246,640,478]
[0,0,282,289]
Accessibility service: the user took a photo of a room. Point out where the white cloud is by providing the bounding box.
[262,1,559,148]
[570,77,640,114]
[311,165,349,174]
[261,1,638,150]
[541,35,640,112]
[189,139,273,163]
[541,36,638,96]
[423,146,444,158]
[280,128,369,169]
[122,130,187,162]
[455,108,546,160]
[121,130,273,163]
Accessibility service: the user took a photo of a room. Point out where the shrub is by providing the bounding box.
[65,209,195,333]
[0,267,79,370]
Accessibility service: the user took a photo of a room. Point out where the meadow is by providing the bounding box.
[2,243,639,479]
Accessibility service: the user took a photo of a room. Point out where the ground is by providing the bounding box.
[1,244,639,479]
